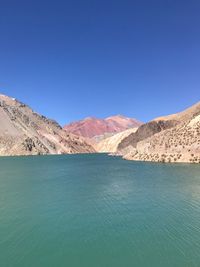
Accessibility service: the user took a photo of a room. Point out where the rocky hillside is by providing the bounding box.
[117,120,177,155]
[120,102,200,163]
[153,101,200,122]
[0,94,95,156]
[95,128,138,153]
[64,115,142,139]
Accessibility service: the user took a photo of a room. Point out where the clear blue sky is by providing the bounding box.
[0,0,200,125]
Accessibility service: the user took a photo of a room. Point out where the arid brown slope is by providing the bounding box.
[121,102,200,163]
[117,120,177,154]
[117,102,200,155]
[154,101,200,122]
[124,114,200,163]
[0,94,95,156]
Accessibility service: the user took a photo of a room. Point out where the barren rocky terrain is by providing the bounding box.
[0,94,95,156]
[1,93,199,163]
[95,128,138,153]
[121,102,200,163]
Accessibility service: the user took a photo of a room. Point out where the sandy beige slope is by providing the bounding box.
[0,94,95,156]
[121,102,200,163]
[95,128,138,153]
[154,101,200,122]
[117,120,178,155]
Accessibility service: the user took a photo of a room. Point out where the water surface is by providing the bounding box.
[0,154,200,267]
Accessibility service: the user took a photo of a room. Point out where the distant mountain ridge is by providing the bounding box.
[63,115,143,138]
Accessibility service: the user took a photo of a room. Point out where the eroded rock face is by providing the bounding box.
[0,94,95,156]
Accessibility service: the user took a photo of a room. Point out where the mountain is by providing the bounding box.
[153,101,200,123]
[63,115,142,139]
[118,102,200,163]
[117,120,177,155]
[0,94,95,156]
[95,128,138,153]
[117,102,200,155]
[1,93,199,163]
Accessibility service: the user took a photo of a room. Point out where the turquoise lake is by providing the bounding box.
[0,154,200,267]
